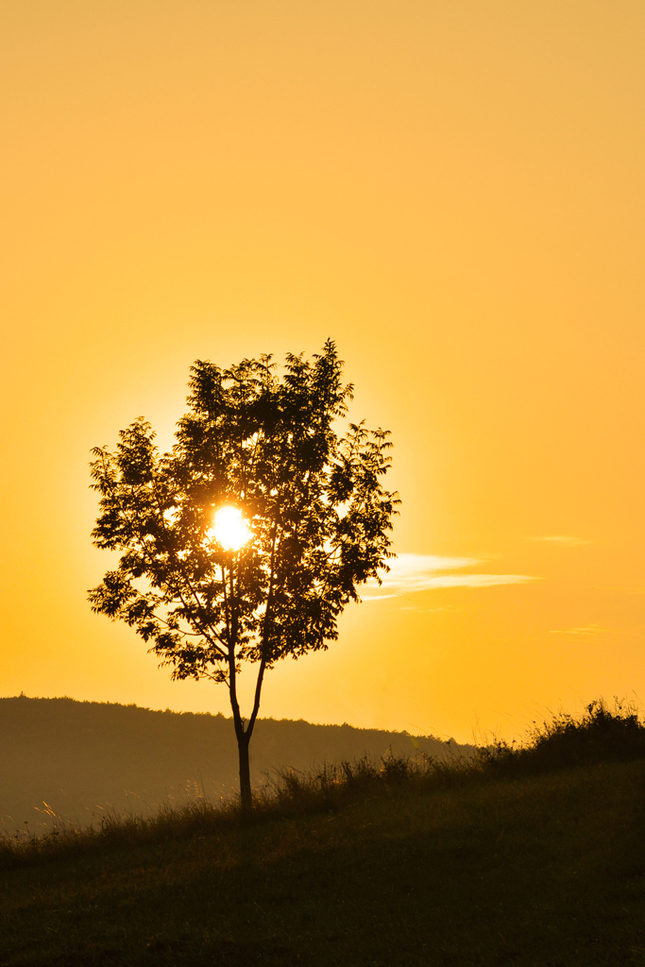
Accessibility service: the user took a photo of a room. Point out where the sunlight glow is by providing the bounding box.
[207,506,251,551]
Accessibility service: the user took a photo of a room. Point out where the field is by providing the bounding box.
[2,701,645,966]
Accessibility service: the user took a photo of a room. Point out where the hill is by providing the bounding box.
[0,696,470,832]
[1,754,644,966]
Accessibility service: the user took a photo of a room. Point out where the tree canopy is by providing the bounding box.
[89,340,399,809]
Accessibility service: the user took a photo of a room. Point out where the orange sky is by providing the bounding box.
[1,0,644,743]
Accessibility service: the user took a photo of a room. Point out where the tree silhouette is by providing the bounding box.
[88,340,399,811]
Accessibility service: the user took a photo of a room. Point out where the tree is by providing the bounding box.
[88,340,399,812]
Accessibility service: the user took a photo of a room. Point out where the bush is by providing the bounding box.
[479,698,645,778]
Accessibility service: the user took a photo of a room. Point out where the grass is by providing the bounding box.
[1,698,645,966]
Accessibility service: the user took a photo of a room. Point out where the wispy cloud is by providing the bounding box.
[530,535,590,547]
[363,553,540,599]
[399,604,457,614]
[549,624,607,636]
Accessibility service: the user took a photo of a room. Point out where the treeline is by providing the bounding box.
[0,696,471,832]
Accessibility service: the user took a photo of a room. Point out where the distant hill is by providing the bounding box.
[0,696,472,832]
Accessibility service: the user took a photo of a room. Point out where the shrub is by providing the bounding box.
[479,698,645,778]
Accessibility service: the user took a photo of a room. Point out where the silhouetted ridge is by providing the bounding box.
[0,696,471,831]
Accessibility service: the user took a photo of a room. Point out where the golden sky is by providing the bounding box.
[1,0,643,743]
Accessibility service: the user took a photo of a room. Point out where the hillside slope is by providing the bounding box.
[1,757,644,966]
[0,696,469,831]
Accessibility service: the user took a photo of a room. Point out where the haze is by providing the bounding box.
[1,1,643,744]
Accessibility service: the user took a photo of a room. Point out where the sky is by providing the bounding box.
[1,0,644,744]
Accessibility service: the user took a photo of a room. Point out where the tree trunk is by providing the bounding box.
[237,730,253,815]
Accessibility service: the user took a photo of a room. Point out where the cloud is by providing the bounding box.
[531,535,590,547]
[398,604,457,614]
[363,553,540,599]
[549,624,607,636]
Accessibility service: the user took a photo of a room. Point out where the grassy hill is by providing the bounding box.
[0,696,470,833]
[1,700,645,966]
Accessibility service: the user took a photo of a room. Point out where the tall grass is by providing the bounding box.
[479,696,645,776]
[0,752,437,870]
[2,697,644,872]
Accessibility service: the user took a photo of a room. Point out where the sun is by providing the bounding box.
[208,505,251,551]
